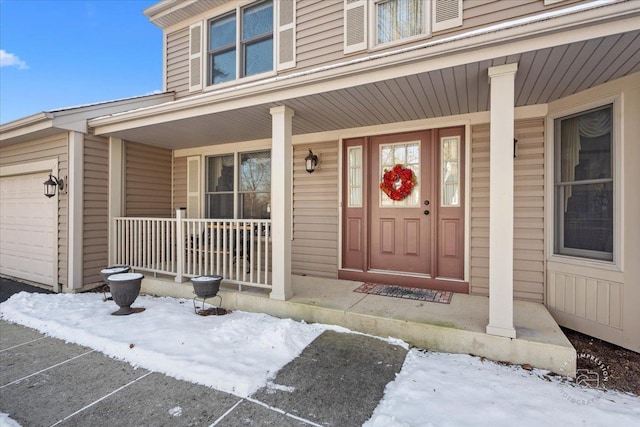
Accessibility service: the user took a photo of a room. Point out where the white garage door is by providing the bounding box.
[0,173,56,286]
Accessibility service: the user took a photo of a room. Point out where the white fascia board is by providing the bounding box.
[0,114,55,144]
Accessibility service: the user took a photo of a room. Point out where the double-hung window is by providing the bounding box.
[208,0,273,86]
[205,150,271,219]
[554,104,614,261]
[375,0,425,45]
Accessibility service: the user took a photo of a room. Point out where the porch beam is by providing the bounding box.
[487,63,518,339]
[108,137,124,266]
[269,105,295,300]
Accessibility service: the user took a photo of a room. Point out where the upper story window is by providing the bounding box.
[208,0,274,86]
[375,0,424,45]
[344,0,462,54]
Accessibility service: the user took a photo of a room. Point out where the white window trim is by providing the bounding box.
[205,0,276,88]
[545,94,623,272]
[368,0,431,50]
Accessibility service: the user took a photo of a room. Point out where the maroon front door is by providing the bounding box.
[341,127,467,293]
[370,131,432,274]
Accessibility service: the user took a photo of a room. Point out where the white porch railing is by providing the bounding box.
[113,215,272,290]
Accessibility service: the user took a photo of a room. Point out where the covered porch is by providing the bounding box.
[91,9,640,370]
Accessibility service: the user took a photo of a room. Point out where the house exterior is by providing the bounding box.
[1,0,638,355]
[0,94,174,292]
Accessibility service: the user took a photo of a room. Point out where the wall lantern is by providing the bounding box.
[44,174,65,198]
[305,149,318,173]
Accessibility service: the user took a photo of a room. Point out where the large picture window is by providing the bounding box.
[554,104,613,261]
[208,0,273,85]
[205,150,271,219]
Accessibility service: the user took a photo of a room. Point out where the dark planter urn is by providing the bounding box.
[106,272,144,315]
[190,275,223,298]
[100,265,130,283]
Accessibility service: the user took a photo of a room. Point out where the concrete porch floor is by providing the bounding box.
[142,275,576,377]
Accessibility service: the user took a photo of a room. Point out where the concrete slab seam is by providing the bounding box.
[0,349,96,389]
[208,398,244,426]
[48,371,153,427]
[0,336,46,353]
[245,396,324,427]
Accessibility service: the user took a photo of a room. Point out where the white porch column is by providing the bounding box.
[487,63,518,338]
[269,105,295,300]
[68,131,84,290]
[108,137,125,266]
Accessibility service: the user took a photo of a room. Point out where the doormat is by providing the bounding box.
[354,282,453,304]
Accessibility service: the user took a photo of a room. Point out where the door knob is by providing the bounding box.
[424,200,430,206]
[424,210,430,216]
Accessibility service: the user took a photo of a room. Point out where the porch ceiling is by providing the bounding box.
[100,30,640,150]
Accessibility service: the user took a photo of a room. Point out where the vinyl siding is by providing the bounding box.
[164,0,578,96]
[470,119,545,302]
[296,0,344,72]
[0,134,69,287]
[166,27,190,99]
[125,141,173,217]
[292,141,339,278]
[83,136,109,285]
[292,0,575,73]
[173,156,187,213]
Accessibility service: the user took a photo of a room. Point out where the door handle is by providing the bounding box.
[424,210,430,216]
[424,200,430,206]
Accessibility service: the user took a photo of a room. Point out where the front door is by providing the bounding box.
[370,131,432,275]
[341,127,467,292]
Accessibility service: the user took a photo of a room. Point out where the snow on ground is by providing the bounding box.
[2,292,639,427]
[364,350,640,427]
[0,292,336,397]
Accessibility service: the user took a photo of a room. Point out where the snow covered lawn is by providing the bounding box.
[1,292,639,427]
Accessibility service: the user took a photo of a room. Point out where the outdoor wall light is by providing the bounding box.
[305,149,318,173]
[44,174,65,198]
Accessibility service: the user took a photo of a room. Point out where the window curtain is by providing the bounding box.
[560,109,611,211]
[377,0,422,44]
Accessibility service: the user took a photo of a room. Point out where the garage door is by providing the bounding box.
[0,173,56,286]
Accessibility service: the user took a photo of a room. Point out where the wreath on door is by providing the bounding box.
[380,164,416,201]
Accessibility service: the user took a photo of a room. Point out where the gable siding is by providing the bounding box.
[125,141,173,217]
[292,141,339,278]
[0,134,69,287]
[83,136,109,285]
[470,118,545,302]
[166,27,190,99]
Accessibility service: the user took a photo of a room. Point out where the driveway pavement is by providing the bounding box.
[0,279,407,426]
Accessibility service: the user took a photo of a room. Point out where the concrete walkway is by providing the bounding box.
[0,319,406,426]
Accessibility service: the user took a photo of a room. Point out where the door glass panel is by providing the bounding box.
[379,141,420,207]
[348,146,363,207]
[441,137,460,207]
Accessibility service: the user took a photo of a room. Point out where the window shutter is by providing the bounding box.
[277,0,296,70]
[188,22,203,92]
[186,156,201,218]
[344,0,367,54]
[432,0,463,32]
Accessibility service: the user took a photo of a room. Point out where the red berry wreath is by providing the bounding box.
[380,164,416,201]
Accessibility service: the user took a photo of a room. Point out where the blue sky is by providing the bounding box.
[0,0,161,124]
